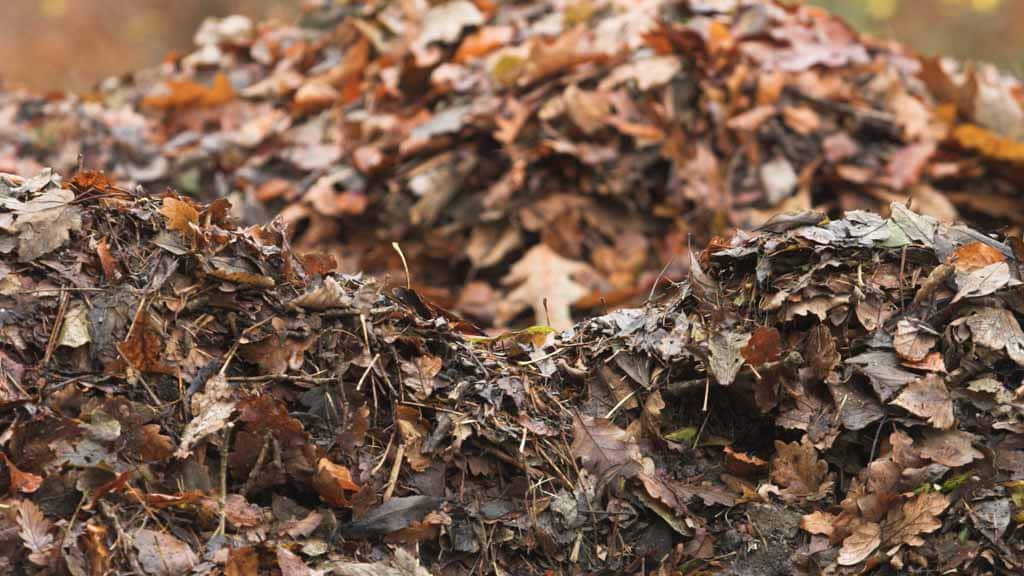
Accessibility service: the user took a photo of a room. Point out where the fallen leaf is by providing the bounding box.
[918,430,983,467]
[885,492,949,547]
[496,243,597,330]
[313,458,361,507]
[709,331,751,386]
[226,546,259,576]
[571,414,642,476]
[132,529,197,576]
[771,438,832,500]
[891,375,954,429]
[837,521,881,566]
[16,499,53,566]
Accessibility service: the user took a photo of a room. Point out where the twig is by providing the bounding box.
[382,444,405,502]
[42,290,70,368]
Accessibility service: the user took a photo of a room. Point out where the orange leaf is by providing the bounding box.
[313,458,361,507]
[949,241,1006,272]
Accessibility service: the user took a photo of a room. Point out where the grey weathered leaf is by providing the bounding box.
[133,529,198,576]
[709,331,750,386]
[952,261,1015,302]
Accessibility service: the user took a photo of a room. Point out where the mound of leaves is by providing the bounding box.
[5,0,1024,330]
[2,167,1023,574]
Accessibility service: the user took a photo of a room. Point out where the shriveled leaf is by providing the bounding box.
[313,458,361,507]
[771,438,832,500]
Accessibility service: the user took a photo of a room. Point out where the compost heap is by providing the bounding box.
[5,0,1024,330]
[2,168,1023,574]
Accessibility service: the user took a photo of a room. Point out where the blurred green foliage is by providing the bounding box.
[811,0,1023,73]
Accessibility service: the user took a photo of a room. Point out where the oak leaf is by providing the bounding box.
[496,244,597,330]
[837,521,881,566]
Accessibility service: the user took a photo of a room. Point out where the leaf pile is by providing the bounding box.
[2,167,1023,573]
[5,0,1024,329]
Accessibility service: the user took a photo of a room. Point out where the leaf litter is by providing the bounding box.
[6,0,1024,330]
[0,167,1021,573]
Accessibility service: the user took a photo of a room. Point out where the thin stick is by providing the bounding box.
[382,444,405,502]
[391,242,411,289]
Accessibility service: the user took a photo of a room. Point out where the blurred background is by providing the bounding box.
[0,0,1022,92]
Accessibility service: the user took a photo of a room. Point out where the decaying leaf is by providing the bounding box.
[891,375,954,429]
[771,438,832,501]
[571,414,642,476]
[885,492,949,547]
[918,430,983,467]
[709,331,751,386]
[837,521,881,566]
[132,529,198,576]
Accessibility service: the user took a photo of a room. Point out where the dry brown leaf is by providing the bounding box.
[133,529,198,576]
[226,546,259,576]
[277,546,313,576]
[16,499,53,566]
[891,375,954,429]
[800,510,837,537]
[950,241,1006,272]
[885,492,949,547]
[837,521,881,566]
[771,438,832,500]
[313,458,361,507]
[918,430,983,467]
[571,413,642,476]
[496,243,597,330]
